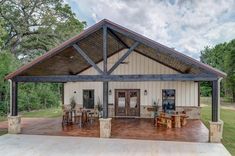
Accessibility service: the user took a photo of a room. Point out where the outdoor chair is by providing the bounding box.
[180,111,189,126]
[74,109,82,128]
[62,111,70,127]
[87,110,95,125]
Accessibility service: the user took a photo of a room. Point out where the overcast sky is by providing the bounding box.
[65,0,235,60]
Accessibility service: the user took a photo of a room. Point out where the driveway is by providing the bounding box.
[0,134,231,156]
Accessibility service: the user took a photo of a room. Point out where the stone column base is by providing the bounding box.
[8,115,21,134]
[99,118,112,138]
[209,120,223,143]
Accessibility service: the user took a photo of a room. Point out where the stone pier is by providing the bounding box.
[209,120,223,143]
[8,115,21,134]
[99,118,112,138]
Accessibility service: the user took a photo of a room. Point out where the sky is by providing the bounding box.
[65,0,235,60]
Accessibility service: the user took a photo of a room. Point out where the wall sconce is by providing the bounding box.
[109,89,112,95]
[144,90,147,95]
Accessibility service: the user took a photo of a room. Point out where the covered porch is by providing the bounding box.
[5,19,225,143]
[1,117,208,142]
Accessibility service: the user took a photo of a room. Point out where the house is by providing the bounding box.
[5,19,226,142]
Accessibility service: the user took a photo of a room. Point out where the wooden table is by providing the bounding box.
[172,114,181,128]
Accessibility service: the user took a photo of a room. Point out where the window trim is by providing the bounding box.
[82,89,95,109]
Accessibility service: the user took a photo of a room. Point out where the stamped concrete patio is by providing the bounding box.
[0,134,231,156]
[0,117,209,142]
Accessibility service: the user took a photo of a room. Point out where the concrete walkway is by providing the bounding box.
[0,134,231,156]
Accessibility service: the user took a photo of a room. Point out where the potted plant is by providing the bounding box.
[97,97,103,118]
[70,96,76,110]
[152,99,160,125]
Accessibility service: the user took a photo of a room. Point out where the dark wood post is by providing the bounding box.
[103,25,108,118]
[11,80,18,116]
[212,80,219,122]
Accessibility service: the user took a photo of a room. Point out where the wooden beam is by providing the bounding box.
[103,81,108,118]
[212,80,219,122]
[106,23,222,76]
[103,25,108,118]
[72,44,103,74]
[103,25,108,74]
[108,28,129,48]
[14,74,218,83]
[108,42,139,74]
[11,81,18,116]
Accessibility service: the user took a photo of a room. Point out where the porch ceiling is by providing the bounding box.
[5,19,226,79]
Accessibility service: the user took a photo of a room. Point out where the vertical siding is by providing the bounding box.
[64,49,199,107]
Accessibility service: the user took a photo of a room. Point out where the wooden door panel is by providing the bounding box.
[115,90,127,116]
[115,89,140,117]
[127,90,140,116]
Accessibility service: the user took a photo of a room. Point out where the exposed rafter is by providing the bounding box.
[108,28,129,48]
[108,42,140,74]
[72,44,103,75]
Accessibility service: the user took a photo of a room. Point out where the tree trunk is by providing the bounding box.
[233,90,235,103]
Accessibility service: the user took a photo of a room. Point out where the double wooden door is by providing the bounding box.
[115,89,140,117]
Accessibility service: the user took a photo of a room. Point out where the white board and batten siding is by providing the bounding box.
[64,49,199,107]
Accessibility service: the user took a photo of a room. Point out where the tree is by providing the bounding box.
[0,0,86,61]
[224,40,235,101]
[200,39,235,102]
[0,51,19,116]
[0,0,86,116]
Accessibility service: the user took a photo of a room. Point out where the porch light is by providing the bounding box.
[144,90,147,95]
[109,89,112,95]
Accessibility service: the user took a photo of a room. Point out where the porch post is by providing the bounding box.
[11,81,18,116]
[103,82,108,118]
[103,25,108,119]
[212,80,218,122]
[99,24,112,138]
[8,80,21,134]
[209,79,223,142]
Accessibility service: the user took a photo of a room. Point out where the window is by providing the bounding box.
[162,89,175,112]
[83,90,94,109]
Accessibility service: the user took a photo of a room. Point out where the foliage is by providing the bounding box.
[200,39,235,101]
[0,0,85,117]
[199,82,212,97]
[18,83,62,112]
[0,51,19,116]
[0,0,86,61]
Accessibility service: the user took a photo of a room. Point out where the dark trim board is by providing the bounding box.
[212,80,219,122]
[11,81,18,116]
[13,74,218,83]
[198,82,200,107]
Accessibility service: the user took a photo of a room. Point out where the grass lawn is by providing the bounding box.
[0,107,62,121]
[201,106,235,155]
[20,107,62,118]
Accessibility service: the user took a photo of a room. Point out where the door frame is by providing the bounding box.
[114,89,140,117]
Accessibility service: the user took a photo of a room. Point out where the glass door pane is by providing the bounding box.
[128,90,140,116]
[115,90,127,116]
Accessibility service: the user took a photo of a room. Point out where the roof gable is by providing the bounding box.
[5,19,226,79]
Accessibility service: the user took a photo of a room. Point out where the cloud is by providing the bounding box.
[67,0,235,60]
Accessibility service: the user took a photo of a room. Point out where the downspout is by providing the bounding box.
[218,77,223,121]
[218,77,223,139]
[8,79,12,116]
